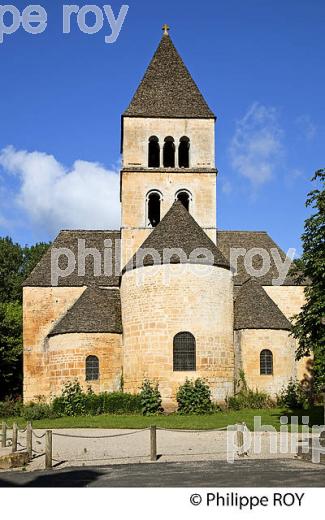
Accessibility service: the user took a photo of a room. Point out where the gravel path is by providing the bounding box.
[1,428,313,472]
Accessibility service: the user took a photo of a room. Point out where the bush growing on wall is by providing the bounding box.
[176,378,213,414]
[139,379,163,415]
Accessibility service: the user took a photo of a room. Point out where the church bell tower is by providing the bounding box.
[120,25,217,265]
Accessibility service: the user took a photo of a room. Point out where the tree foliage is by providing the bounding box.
[0,236,50,398]
[0,237,49,303]
[291,169,325,390]
[0,302,23,398]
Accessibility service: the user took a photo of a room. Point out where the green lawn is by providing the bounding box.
[1,406,323,431]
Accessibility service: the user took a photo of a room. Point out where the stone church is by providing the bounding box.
[23,27,308,408]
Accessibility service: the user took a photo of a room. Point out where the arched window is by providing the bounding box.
[148,136,160,167]
[260,349,273,375]
[147,190,162,227]
[176,190,191,211]
[173,332,196,371]
[178,136,190,168]
[86,355,99,381]
[163,136,175,168]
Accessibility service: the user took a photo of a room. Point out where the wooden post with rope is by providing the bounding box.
[12,422,18,453]
[1,421,7,448]
[26,422,33,461]
[150,425,157,461]
[45,430,52,469]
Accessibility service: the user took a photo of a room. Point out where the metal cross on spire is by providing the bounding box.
[162,24,170,35]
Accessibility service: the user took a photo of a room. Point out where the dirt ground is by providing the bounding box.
[1,428,315,472]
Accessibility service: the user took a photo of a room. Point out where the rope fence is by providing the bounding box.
[52,429,148,439]
[1,420,248,469]
[156,426,229,433]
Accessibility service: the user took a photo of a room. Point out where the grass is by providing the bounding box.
[1,406,323,431]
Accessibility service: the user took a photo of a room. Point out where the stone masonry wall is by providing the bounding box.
[123,117,215,168]
[24,332,122,402]
[234,329,297,396]
[263,285,311,384]
[121,170,216,264]
[23,286,122,401]
[121,264,234,409]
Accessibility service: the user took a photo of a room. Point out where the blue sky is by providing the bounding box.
[0,0,324,256]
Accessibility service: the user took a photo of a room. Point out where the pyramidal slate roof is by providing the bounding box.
[216,230,299,286]
[124,201,229,272]
[49,287,122,336]
[123,32,215,119]
[234,278,291,331]
[23,230,121,287]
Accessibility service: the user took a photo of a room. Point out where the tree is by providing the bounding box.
[0,237,50,304]
[291,169,325,391]
[0,237,50,398]
[0,237,23,303]
[22,242,50,280]
[0,302,22,399]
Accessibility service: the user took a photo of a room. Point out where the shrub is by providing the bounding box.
[227,371,275,410]
[277,378,312,409]
[139,379,163,415]
[22,402,55,421]
[98,392,142,414]
[227,389,274,410]
[0,397,23,418]
[176,378,213,414]
[52,380,87,417]
[79,391,142,415]
[1,379,144,418]
[52,385,142,417]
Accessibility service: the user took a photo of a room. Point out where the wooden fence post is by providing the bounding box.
[236,423,244,457]
[45,430,52,469]
[1,421,7,448]
[150,425,157,461]
[26,422,33,461]
[12,422,18,453]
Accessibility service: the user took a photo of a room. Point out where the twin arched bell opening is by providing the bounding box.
[146,189,191,228]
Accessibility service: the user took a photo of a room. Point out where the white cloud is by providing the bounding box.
[221,180,232,194]
[0,214,10,228]
[296,114,316,141]
[284,168,304,187]
[229,102,284,186]
[0,146,120,235]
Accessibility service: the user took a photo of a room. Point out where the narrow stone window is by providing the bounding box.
[173,332,196,371]
[178,136,190,168]
[148,136,160,167]
[176,190,191,211]
[260,349,273,375]
[147,191,161,227]
[86,355,99,381]
[163,136,175,167]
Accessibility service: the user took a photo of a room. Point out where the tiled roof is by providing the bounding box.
[49,287,122,335]
[216,230,299,286]
[124,201,229,272]
[234,278,291,331]
[123,33,215,118]
[23,230,121,287]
